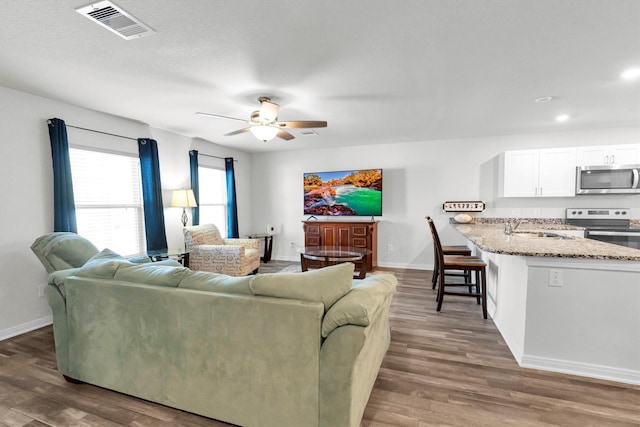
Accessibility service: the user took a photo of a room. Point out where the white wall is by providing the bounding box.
[250,127,640,268]
[1,82,638,340]
[0,85,251,339]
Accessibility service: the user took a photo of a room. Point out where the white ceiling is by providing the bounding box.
[1,0,638,153]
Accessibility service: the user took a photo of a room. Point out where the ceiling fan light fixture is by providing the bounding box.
[620,68,640,80]
[250,125,279,142]
[258,98,279,122]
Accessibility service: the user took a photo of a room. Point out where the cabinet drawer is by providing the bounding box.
[305,225,320,235]
[352,238,367,247]
[306,236,320,246]
[352,225,368,236]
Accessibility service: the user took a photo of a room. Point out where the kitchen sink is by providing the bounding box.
[512,231,574,240]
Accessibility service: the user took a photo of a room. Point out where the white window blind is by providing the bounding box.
[69,147,146,256]
[198,166,227,237]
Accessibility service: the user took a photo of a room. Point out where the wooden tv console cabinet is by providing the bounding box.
[302,220,378,271]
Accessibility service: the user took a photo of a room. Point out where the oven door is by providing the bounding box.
[586,230,640,250]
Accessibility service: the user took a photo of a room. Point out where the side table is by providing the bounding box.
[246,233,273,263]
[146,248,191,268]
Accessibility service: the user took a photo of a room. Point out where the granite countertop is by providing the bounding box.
[452,223,640,262]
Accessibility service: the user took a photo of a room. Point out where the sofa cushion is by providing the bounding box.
[178,270,253,294]
[321,273,397,337]
[75,248,132,278]
[249,262,354,311]
[30,232,99,273]
[114,263,189,288]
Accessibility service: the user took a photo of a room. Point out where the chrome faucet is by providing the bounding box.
[504,219,528,235]
[512,219,525,231]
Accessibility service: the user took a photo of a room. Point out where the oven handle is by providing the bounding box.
[633,168,639,189]
[588,231,640,237]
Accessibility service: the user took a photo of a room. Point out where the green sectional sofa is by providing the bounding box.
[42,249,397,427]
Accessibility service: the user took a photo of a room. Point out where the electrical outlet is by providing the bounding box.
[548,269,563,287]
[38,285,46,298]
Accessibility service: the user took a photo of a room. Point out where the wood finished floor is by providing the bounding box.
[1,261,638,426]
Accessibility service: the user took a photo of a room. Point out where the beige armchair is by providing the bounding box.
[183,224,260,276]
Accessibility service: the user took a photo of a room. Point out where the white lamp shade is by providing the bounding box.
[259,100,279,122]
[250,125,279,142]
[171,189,197,208]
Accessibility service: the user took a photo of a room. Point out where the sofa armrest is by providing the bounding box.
[223,238,261,250]
[321,273,397,338]
[46,283,70,376]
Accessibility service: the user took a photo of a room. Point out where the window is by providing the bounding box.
[69,147,145,256]
[198,166,227,236]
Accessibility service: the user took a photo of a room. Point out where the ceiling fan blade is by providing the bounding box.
[277,121,327,128]
[276,129,295,141]
[195,112,249,123]
[224,127,251,136]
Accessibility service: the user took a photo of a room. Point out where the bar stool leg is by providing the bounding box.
[432,257,439,289]
[480,267,487,319]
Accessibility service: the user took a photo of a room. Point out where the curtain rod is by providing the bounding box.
[47,120,137,141]
[47,121,239,162]
[197,153,238,162]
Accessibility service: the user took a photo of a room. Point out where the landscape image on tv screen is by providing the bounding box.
[303,169,383,216]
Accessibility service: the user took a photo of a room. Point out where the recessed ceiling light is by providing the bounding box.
[534,96,554,103]
[620,68,640,80]
[555,114,570,122]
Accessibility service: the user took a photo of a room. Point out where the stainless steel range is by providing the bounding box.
[565,208,640,250]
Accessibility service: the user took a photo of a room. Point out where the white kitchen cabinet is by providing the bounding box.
[499,147,577,197]
[576,144,640,166]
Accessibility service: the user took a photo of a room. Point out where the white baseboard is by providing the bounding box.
[0,315,53,341]
[521,354,640,386]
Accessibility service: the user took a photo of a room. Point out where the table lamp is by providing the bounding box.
[171,189,197,227]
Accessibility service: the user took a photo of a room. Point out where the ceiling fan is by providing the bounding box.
[196,97,327,142]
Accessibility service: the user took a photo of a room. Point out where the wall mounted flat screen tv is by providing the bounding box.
[303,169,383,216]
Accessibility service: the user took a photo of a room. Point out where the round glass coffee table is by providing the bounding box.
[299,246,372,279]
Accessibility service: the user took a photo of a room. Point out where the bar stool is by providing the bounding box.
[427,217,487,319]
[431,244,472,289]
[426,216,472,289]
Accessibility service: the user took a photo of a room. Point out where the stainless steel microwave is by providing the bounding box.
[576,164,640,194]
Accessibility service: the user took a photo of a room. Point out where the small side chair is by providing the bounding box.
[427,217,487,319]
[183,224,260,276]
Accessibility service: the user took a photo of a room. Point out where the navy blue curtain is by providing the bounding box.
[138,139,168,251]
[189,150,200,226]
[47,118,77,233]
[225,157,239,238]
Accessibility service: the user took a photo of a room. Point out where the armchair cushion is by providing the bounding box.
[222,238,261,250]
[184,224,224,247]
[249,263,354,312]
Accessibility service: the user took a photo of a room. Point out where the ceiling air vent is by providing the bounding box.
[76,1,156,40]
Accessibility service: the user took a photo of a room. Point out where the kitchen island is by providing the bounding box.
[452,222,640,385]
